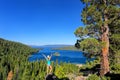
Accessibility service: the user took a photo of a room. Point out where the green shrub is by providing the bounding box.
[87,74,100,80]
[55,65,66,78]
[80,57,100,70]
[111,64,120,74]
[54,63,79,79]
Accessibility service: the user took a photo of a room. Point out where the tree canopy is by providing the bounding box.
[75,0,120,76]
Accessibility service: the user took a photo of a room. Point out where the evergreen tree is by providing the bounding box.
[109,18,120,74]
[74,0,120,76]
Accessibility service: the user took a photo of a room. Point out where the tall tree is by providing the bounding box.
[75,0,120,76]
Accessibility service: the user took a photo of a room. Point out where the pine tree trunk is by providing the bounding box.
[100,5,110,76]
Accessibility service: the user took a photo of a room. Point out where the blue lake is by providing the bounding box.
[29,48,92,64]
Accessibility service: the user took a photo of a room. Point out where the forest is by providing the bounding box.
[0,38,80,80]
[0,0,120,80]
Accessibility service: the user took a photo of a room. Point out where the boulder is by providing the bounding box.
[45,73,59,80]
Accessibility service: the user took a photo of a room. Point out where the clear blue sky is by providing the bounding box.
[0,0,84,45]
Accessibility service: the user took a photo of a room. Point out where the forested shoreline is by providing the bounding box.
[0,0,120,79]
[0,38,80,80]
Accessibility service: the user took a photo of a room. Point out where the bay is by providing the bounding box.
[28,47,92,64]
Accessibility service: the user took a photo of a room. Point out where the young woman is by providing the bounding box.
[42,54,52,74]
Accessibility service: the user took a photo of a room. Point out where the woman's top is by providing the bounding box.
[47,60,51,66]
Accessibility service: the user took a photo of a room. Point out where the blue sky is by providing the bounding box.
[0,0,84,45]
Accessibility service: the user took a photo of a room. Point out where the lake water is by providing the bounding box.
[29,48,92,64]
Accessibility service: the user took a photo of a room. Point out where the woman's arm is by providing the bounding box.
[50,54,52,59]
[42,54,47,60]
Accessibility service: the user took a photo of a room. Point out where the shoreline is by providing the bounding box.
[75,64,83,67]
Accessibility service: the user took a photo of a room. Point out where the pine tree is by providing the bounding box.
[109,13,120,74]
[75,0,120,76]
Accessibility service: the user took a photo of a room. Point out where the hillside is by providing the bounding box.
[0,38,38,56]
[53,45,81,51]
[0,38,38,80]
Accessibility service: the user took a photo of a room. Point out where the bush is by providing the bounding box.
[55,65,66,78]
[111,64,120,74]
[87,74,100,80]
[54,63,79,79]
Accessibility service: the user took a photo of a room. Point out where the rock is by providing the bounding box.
[45,73,59,80]
[76,64,83,68]
[7,71,13,80]
[75,76,86,80]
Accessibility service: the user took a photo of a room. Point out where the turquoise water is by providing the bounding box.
[29,48,92,64]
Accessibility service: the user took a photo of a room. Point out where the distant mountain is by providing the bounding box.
[30,44,73,49]
[29,44,81,51]
[53,46,81,51]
